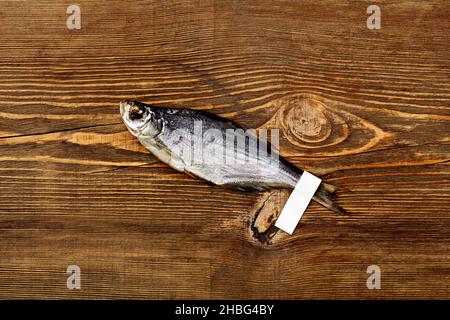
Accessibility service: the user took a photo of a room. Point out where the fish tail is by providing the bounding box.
[312,182,347,215]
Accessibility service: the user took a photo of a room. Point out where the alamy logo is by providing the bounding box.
[367,5,381,30]
[66,265,81,290]
[167,121,280,167]
[66,5,81,30]
[366,265,381,289]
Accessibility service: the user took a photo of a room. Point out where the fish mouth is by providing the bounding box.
[120,100,150,135]
[119,100,131,117]
[120,100,147,120]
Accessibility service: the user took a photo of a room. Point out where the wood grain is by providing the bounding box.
[0,0,449,299]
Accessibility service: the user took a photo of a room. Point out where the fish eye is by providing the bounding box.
[129,105,145,120]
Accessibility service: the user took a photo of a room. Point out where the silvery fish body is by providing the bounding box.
[120,100,346,214]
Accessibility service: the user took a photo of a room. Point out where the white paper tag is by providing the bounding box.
[275,171,322,235]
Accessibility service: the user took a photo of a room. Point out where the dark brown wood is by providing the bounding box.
[0,0,449,299]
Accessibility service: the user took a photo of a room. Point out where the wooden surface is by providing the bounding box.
[0,0,449,299]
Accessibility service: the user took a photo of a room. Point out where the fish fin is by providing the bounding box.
[183,170,202,181]
[320,182,337,193]
[312,183,347,215]
[182,170,220,187]
[222,183,268,192]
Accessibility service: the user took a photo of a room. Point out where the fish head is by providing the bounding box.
[120,100,162,137]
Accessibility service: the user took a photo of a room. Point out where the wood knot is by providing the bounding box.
[261,94,389,157]
[283,97,332,143]
[276,95,349,149]
[248,189,291,245]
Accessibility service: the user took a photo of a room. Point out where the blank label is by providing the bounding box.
[275,171,322,235]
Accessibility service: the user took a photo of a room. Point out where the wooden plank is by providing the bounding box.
[0,0,449,299]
